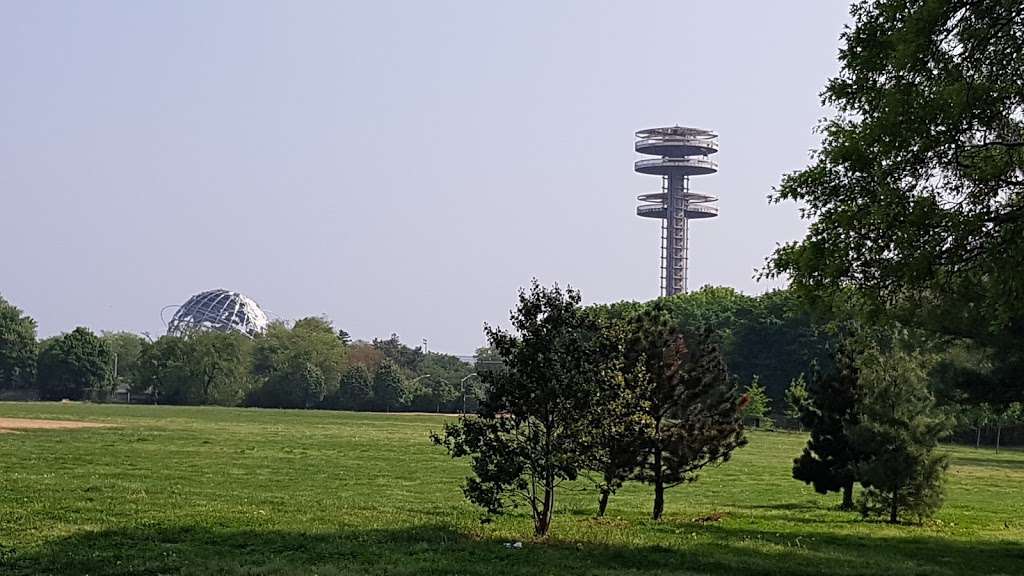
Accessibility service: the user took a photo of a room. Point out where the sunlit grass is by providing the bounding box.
[1,402,1022,575]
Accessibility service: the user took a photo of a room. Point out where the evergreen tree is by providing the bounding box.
[625,303,747,521]
[793,343,862,510]
[853,349,951,524]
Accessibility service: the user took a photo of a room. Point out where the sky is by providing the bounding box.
[0,1,852,355]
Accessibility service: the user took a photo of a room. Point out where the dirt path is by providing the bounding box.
[0,417,113,433]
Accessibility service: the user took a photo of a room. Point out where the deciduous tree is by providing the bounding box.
[372,359,406,412]
[333,364,374,410]
[767,0,1024,404]
[37,327,111,401]
[432,282,619,536]
[0,294,37,390]
[742,375,773,429]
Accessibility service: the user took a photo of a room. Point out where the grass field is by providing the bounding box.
[1,403,1022,575]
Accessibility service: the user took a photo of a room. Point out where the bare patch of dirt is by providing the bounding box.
[692,511,728,524]
[0,418,113,432]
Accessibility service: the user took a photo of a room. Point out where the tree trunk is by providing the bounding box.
[889,484,899,524]
[996,424,1002,453]
[976,426,981,449]
[841,482,854,510]
[652,420,665,521]
[597,489,610,517]
[534,482,555,537]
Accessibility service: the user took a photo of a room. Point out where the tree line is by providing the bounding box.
[0,295,481,413]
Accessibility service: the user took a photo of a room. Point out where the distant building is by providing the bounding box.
[634,126,720,295]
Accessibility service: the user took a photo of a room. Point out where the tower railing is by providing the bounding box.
[634,157,719,171]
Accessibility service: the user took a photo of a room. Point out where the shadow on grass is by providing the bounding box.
[6,522,1024,576]
[952,452,1024,471]
[742,501,821,512]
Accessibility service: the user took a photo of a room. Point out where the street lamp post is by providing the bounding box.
[460,373,480,415]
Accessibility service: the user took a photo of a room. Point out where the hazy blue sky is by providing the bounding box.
[1,1,851,354]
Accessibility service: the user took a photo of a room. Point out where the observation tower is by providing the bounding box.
[634,126,719,295]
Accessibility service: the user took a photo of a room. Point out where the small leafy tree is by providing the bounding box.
[0,294,38,390]
[853,349,951,524]
[793,343,863,510]
[432,281,618,536]
[37,327,111,401]
[625,303,747,521]
[993,403,1023,453]
[742,375,773,429]
[785,374,808,431]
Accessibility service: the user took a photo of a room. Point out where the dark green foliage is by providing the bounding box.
[432,282,620,536]
[591,287,832,415]
[793,343,863,509]
[587,370,651,517]
[372,359,407,412]
[625,302,747,521]
[853,349,951,524]
[333,364,374,410]
[728,289,834,406]
[36,327,111,401]
[252,359,328,409]
[767,0,1024,404]
[373,333,423,373]
[0,294,38,390]
[136,332,253,405]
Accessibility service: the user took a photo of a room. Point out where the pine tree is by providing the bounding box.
[625,303,747,521]
[853,349,951,524]
[792,343,862,510]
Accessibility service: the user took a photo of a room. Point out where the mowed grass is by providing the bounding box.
[1,403,1022,575]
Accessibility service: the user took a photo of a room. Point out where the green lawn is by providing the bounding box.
[0,403,1022,575]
